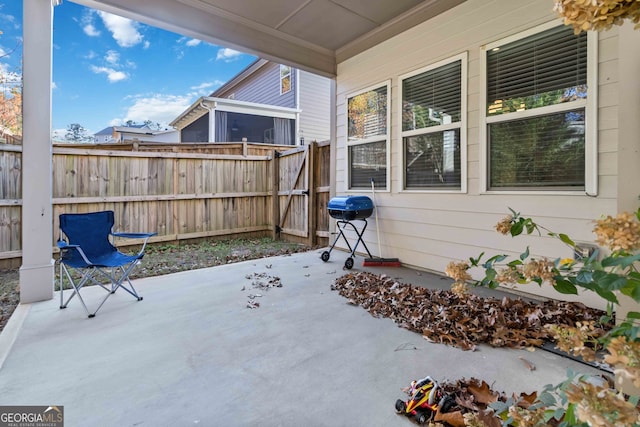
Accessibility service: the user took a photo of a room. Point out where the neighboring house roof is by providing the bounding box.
[94,126,113,136]
[117,127,177,137]
[170,96,300,130]
[113,125,153,135]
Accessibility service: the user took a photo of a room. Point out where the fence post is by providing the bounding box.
[172,157,179,244]
[307,141,317,247]
[271,149,280,240]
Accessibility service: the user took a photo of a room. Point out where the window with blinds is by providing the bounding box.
[349,141,387,189]
[485,24,588,190]
[347,83,389,189]
[401,56,464,190]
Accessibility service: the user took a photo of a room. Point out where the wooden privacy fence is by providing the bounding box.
[0,140,331,267]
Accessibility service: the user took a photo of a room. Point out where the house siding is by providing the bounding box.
[335,0,633,309]
[216,62,296,108]
[298,70,331,143]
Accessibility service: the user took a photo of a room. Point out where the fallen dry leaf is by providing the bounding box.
[331,272,610,351]
[434,410,466,427]
[518,356,536,371]
[468,379,499,404]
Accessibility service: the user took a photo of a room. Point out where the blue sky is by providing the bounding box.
[0,1,256,138]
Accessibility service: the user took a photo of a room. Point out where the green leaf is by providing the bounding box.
[601,253,640,268]
[538,391,557,407]
[595,287,619,304]
[558,233,575,247]
[576,270,593,285]
[593,271,628,291]
[554,279,578,295]
[484,254,508,266]
[525,220,536,234]
[469,252,484,267]
[511,221,524,236]
[552,408,565,422]
[520,246,530,261]
[485,268,497,281]
[507,259,523,267]
[488,400,510,414]
[620,278,640,302]
[564,403,578,425]
[627,311,640,320]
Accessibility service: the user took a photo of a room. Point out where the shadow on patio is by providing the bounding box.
[0,249,603,426]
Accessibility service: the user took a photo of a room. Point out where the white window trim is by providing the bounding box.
[397,52,468,194]
[280,64,292,95]
[345,80,391,192]
[478,20,598,195]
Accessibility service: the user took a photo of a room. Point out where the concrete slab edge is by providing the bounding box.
[0,303,31,371]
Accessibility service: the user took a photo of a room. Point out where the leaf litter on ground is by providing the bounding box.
[243,272,283,308]
[331,271,611,351]
[332,272,616,425]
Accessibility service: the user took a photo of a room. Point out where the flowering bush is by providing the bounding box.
[446,208,640,426]
[554,0,640,33]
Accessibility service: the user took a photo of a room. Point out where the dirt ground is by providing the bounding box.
[0,238,313,333]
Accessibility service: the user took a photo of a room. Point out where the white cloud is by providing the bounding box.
[97,11,143,48]
[90,65,128,83]
[104,50,120,65]
[83,24,100,37]
[80,10,100,37]
[52,82,57,90]
[189,80,224,96]
[216,48,242,62]
[52,128,68,141]
[0,63,21,85]
[143,41,151,49]
[0,13,19,30]
[114,94,193,126]
[186,39,201,47]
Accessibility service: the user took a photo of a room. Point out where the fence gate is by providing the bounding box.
[272,140,330,246]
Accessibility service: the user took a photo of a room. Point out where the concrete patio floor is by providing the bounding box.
[0,249,603,426]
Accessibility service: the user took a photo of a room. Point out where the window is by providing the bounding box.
[400,53,466,190]
[481,22,596,192]
[346,82,390,189]
[280,65,291,94]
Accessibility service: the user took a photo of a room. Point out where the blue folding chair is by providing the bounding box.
[57,210,156,318]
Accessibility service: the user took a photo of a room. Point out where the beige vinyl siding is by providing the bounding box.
[298,70,331,143]
[334,0,631,309]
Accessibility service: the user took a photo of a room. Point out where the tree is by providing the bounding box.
[122,119,163,130]
[64,123,93,143]
[0,30,23,138]
[0,85,22,137]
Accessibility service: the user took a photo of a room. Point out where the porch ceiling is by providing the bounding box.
[72,0,466,77]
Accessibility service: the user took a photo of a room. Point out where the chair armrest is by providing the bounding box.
[57,240,76,249]
[111,232,157,256]
[112,232,157,239]
[57,242,92,265]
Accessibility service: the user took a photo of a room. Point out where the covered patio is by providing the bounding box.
[0,250,602,425]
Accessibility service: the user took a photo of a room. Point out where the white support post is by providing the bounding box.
[19,0,55,303]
